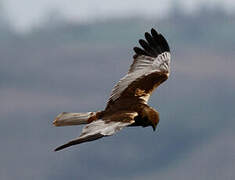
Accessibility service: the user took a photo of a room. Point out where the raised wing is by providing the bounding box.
[106,28,171,108]
[54,111,137,151]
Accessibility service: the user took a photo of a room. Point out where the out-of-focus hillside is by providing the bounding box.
[1,7,235,180]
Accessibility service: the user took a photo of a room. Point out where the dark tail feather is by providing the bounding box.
[54,134,104,151]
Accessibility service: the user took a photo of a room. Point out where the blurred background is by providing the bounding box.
[1,0,235,179]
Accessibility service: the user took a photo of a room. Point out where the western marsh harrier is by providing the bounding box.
[53,28,170,151]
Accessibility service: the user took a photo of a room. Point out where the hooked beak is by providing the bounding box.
[151,124,156,131]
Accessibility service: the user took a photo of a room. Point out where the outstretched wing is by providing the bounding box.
[106,28,171,108]
[54,111,137,151]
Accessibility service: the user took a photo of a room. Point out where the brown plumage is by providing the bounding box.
[53,28,171,151]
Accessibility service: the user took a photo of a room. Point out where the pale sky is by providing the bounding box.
[2,0,235,31]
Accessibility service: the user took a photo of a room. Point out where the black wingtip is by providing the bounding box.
[54,142,71,152]
[133,28,170,58]
[54,148,60,152]
[151,28,158,36]
[54,146,65,152]
[54,147,62,152]
[133,47,148,56]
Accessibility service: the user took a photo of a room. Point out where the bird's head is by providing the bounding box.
[142,107,159,131]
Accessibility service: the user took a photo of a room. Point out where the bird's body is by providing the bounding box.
[53,28,171,151]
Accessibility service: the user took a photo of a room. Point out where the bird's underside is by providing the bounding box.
[53,28,171,151]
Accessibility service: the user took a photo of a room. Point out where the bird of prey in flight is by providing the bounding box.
[53,28,171,151]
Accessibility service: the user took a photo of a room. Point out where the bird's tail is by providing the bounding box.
[53,112,98,127]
